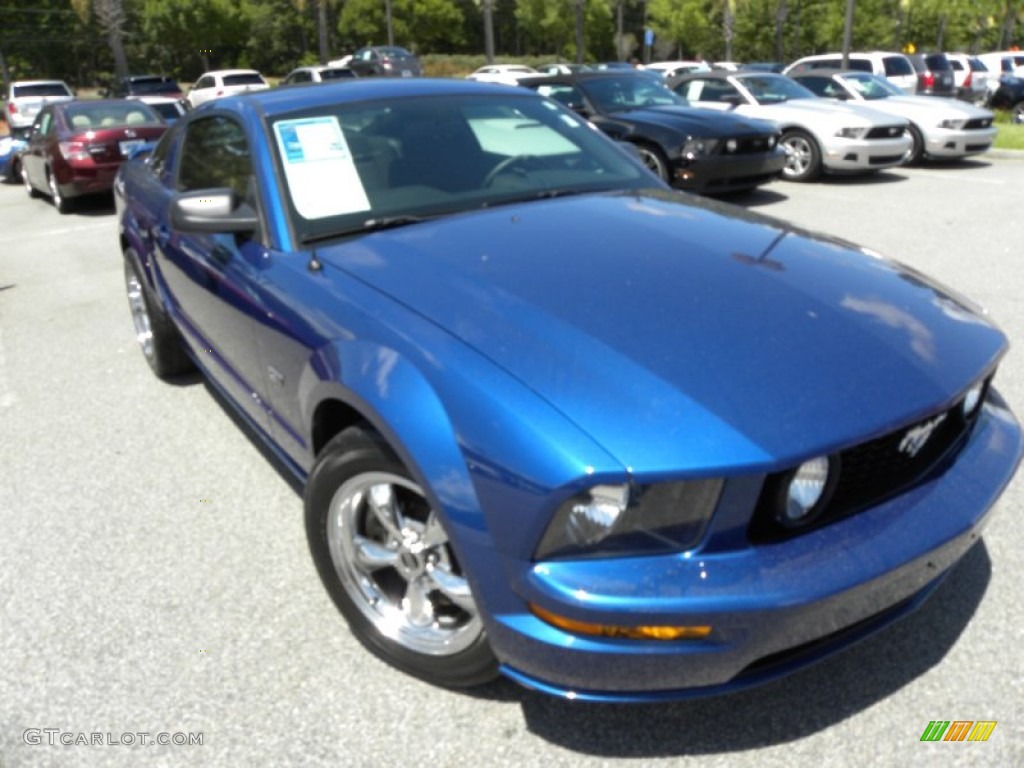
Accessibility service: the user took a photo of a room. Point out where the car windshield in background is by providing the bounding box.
[270,93,649,244]
[65,102,160,127]
[223,73,265,86]
[742,75,816,103]
[843,73,904,99]
[13,83,72,98]
[378,46,414,58]
[583,78,688,112]
[320,68,356,80]
[130,77,180,94]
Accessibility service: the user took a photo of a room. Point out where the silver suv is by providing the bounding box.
[4,80,75,129]
[784,52,917,94]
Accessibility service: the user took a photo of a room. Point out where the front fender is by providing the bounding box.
[298,333,626,562]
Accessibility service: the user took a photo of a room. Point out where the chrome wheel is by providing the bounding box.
[635,144,668,181]
[326,471,482,656]
[780,130,821,182]
[124,266,154,361]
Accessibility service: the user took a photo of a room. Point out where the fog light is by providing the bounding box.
[781,456,831,527]
[529,603,712,641]
[725,138,738,152]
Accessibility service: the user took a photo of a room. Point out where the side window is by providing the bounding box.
[148,129,178,180]
[883,57,913,76]
[849,59,871,72]
[196,76,214,90]
[38,111,53,136]
[536,84,585,108]
[178,116,252,201]
[798,78,830,97]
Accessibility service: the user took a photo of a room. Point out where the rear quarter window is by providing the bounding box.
[924,54,952,71]
[223,73,266,86]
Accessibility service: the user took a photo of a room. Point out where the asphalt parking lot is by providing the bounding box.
[1,157,1021,767]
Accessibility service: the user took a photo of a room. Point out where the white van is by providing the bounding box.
[784,52,917,94]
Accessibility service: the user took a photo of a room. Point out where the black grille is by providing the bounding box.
[866,125,905,139]
[717,134,779,155]
[749,382,988,543]
[964,117,992,130]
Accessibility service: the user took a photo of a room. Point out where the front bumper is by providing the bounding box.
[671,147,788,195]
[924,126,997,158]
[822,134,911,172]
[478,398,1021,702]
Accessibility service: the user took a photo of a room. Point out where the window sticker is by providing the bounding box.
[273,116,370,219]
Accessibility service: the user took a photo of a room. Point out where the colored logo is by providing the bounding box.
[920,721,997,742]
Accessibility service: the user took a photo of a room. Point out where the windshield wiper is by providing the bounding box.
[482,187,605,208]
[301,214,436,244]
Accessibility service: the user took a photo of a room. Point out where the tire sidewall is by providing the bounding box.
[304,428,498,688]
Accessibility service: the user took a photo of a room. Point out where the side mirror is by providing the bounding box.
[170,188,259,236]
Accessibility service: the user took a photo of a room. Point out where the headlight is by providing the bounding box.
[778,456,834,528]
[535,479,723,560]
[962,381,985,418]
[836,127,867,139]
[939,118,966,129]
[767,134,777,148]
[682,138,718,157]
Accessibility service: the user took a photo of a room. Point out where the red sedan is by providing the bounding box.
[21,99,167,213]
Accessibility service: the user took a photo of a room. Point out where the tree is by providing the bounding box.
[70,0,129,79]
[337,0,466,53]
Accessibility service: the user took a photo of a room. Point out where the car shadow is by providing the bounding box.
[68,193,117,217]
[512,540,991,756]
[816,169,909,186]
[723,186,789,207]
[919,157,992,171]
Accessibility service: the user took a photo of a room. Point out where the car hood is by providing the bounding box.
[740,98,904,129]
[608,106,776,136]
[866,95,993,121]
[320,190,1005,474]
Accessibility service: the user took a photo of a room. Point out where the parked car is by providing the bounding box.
[534,63,592,76]
[976,51,1024,86]
[671,71,910,181]
[466,64,539,86]
[113,78,1021,702]
[791,70,996,164]
[785,52,917,94]
[3,79,75,130]
[988,76,1024,123]
[0,126,30,182]
[741,62,785,73]
[186,69,270,109]
[347,46,422,77]
[906,52,956,97]
[21,99,166,213]
[522,72,786,194]
[945,53,989,104]
[282,65,357,85]
[107,74,184,101]
[644,60,712,79]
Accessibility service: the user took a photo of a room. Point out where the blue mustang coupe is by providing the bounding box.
[115,79,1021,702]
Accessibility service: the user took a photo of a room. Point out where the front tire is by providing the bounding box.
[903,124,925,165]
[123,250,195,378]
[780,129,821,182]
[1012,102,1024,125]
[633,142,670,182]
[22,163,41,198]
[305,427,498,688]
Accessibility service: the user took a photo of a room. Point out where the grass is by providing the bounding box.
[993,111,1024,150]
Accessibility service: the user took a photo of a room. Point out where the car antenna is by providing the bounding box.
[308,247,322,273]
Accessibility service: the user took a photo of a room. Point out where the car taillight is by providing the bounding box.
[8,103,17,114]
[922,72,935,88]
[216,89,224,96]
[59,140,92,162]
[964,72,972,87]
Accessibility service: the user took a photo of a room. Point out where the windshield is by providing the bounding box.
[224,73,266,86]
[269,92,650,243]
[13,82,72,98]
[842,73,902,99]
[740,75,815,104]
[129,77,180,95]
[582,76,688,112]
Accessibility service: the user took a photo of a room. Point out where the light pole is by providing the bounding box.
[841,0,855,68]
[483,0,495,64]
[384,0,395,47]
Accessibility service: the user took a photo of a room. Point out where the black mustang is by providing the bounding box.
[521,72,787,195]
